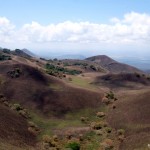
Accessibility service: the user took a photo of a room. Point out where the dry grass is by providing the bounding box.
[0,104,36,148]
[0,62,103,117]
[107,88,150,150]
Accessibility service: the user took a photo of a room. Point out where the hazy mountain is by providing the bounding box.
[57,54,86,60]
[22,48,37,57]
[145,70,150,73]
[113,56,150,71]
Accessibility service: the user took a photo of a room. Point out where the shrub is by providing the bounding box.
[106,91,115,100]
[105,127,112,133]
[45,63,81,77]
[114,98,118,101]
[66,142,80,150]
[63,74,66,78]
[2,48,11,54]
[28,127,38,136]
[19,109,29,118]
[91,122,103,130]
[7,68,21,78]
[28,121,38,128]
[15,68,21,73]
[135,73,141,78]
[90,65,97,71]
[3,101,9,107]
[80,117,89,123]
[43,142,49,149]
[53,135,58,142]
[117,129,125,135]
[0,97,7,103]
[118,135,125,142]
[66,132,73,140]
[102,97,108,103]
[95,130,103,136]
[12,103,22,111]
[103,122,108,127]
[78,134,83,141]
[101,139,114,150]
[112,104,116,109]
[102,98,111,105]
[147,76,150,80]
[96,112,105,118]
[42,135,51,143]
[0,54,11,61]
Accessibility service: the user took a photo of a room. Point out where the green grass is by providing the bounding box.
[65,106,107,121]
[29,106,107,140]
[81,131,103,150]
[49,83,64,91]
[28,103,109,150]
[29,111,86,139]
[67,76,97,91]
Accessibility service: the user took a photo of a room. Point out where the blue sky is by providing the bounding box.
[0,0,150,59]
[1,0,150,26]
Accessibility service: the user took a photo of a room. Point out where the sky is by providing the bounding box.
[0,0,150,59]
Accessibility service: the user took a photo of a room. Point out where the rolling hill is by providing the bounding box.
[0,59,103,116]
[0,49,150,150]
[93,73,150,89]
[86,55,143,73]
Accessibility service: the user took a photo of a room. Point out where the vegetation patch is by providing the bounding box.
[65,141,80,150]
[7,68,22,78]
[0,54,11,61]
[45,63,82,78]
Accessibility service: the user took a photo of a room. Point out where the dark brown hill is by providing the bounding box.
[86,55,142,73]
[107,89,150,149]
[93,73,150,89]
[0,61,103,116]
[0,104,36,148]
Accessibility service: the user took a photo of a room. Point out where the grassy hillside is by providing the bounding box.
[0,61,103,116]
[0,104,36,150]
[93,73,150,89]
[0,50,149,149]
[107,89,150,150]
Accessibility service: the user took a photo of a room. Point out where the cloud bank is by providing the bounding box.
[0,12,150,49]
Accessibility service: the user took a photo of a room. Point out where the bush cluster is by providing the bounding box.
[0,54,11,61]
[7,68,22,78]
[11,103,30,119]
[65,141,80,150]
[45,63,82,77]
[42,134,60,149]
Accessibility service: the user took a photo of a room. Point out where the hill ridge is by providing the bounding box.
[86,55,143,73]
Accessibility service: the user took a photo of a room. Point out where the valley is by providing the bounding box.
[0,48,150,150]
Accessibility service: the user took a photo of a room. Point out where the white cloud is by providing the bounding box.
[0,12,150,48]
[0,17,15,43]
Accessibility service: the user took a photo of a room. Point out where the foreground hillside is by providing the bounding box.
[107,89,150,150]
[0,48,150,150]
[0,101,36,150]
